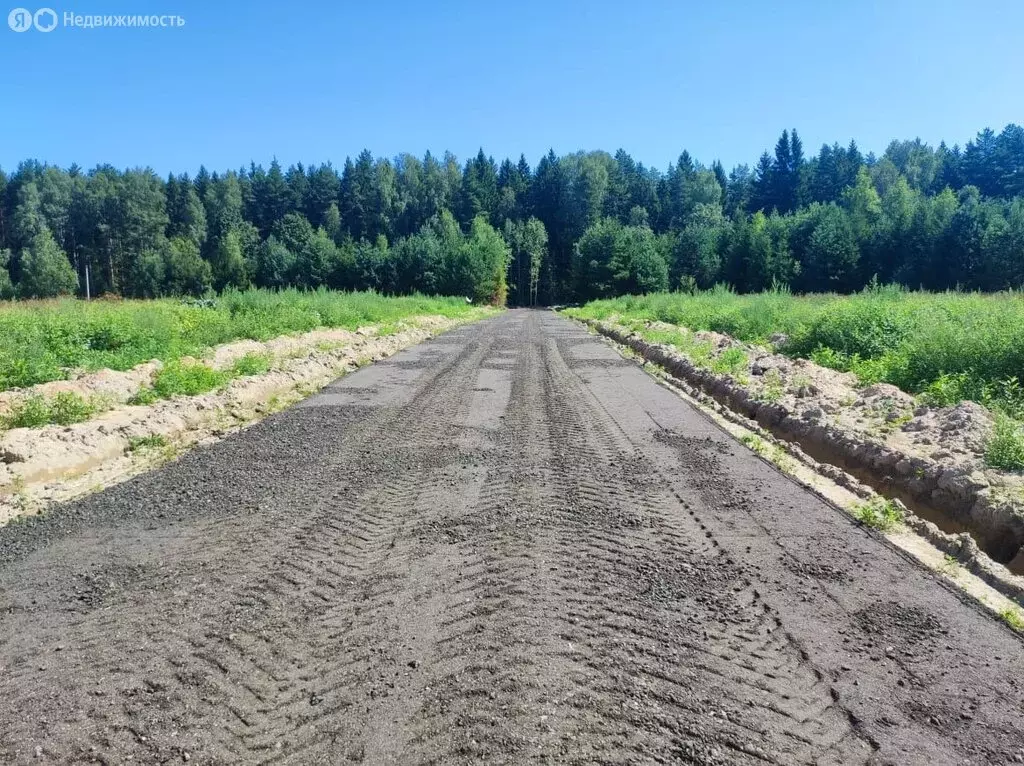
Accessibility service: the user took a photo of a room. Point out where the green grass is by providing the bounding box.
[2,391,98,429]
[711,346,748,375]
[939,553,962,578]
[740,433,795,471]
[1001,607,1024,632]
[0,288,485,392]
[231,352,273,377]
[986,415,1024,472]
[135,361,230,402]
[127,433,169,451]
[565,285,1024,471]
[759,368,785,404]
[2,395,53,428]
[853,498,904,531]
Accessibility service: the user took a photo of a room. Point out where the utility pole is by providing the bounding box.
[85,264,91,300]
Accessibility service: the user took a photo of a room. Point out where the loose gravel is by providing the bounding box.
[0,311,1022,764]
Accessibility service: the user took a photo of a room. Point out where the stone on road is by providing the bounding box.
[1,310,1023,764]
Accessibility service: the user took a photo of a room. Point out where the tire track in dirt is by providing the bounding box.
[183,326,499,763]
[1,311,1024,765]
[406,315,574,763]
[562,314,1024,765]
[531,325,868,765]
[0,326,493,763]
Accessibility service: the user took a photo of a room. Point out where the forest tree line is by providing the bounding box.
[0,123,1022,304]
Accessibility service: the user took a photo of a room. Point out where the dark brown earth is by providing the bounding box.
[2,310,1024,765]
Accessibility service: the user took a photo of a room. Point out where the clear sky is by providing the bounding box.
[1,0,1021,175]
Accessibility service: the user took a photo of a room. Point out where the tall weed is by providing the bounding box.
[567,287,1024,417]
[0,289,480,391]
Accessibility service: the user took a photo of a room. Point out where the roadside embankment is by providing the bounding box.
[574,315,1024,600]
[0,312,491,524]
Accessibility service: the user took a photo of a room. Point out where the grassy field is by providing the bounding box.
[0,289,483,393]
[565,285,1024,469]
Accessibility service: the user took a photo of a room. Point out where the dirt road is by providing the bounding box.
[2,310,1023,765]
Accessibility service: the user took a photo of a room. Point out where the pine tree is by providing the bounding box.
[531,150,571,302]
[285,163,308,216]
[167,173,207,247]
[711,161,728,199]
[766,129,804,213]
[304,163,341,228]
[994,124,1024,198]
[340,150,376,241]
[252,159,292,236]
[751,152,776,212]
[460,149,499,225]
[193,166,211,203]
[725,165,753,216]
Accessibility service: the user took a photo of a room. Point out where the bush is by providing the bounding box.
[2,391,97,429]
[231,352,273,377]
[151,362,229,399]
[3,395,53,428]
[920,372,972,408]
[986,415,1024,472]
[711,347,748,375]
[854,498,904,531]
[49,391,98,425]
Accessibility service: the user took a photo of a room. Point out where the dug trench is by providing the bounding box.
[583,319,1024,574]
[1,310,1023,764]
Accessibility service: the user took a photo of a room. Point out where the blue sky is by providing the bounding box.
[1,0,1021,175]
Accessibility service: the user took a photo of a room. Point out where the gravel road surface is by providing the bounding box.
[2,310,1023,765]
